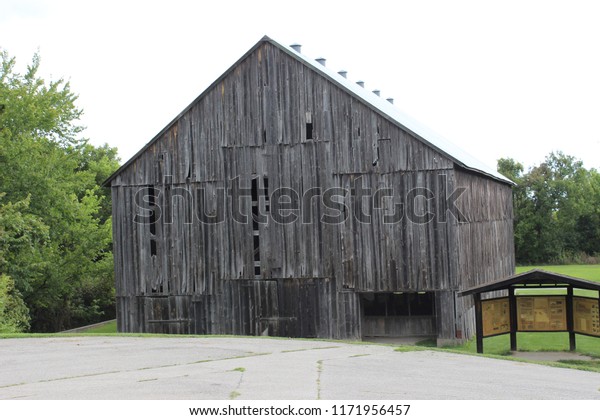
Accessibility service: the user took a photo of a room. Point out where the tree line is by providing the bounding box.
[0,51,120,333]
[498,153,600,265]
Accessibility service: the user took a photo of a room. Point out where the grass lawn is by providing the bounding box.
[516,264,600,297]
[441,332,600,373]
[461,332,600,357]
[516,264,600,281]
[79,320,117,334]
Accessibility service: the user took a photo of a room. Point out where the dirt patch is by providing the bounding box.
[511,351,596,362]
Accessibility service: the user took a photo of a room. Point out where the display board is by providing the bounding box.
[573,297,600,336]
[481,298,510,337]
[517,296,567,331]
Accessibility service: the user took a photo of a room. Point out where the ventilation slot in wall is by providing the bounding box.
[250,176,269,277]
[306,112,313,140]
[251,178,260,276]
[148,186,158,256]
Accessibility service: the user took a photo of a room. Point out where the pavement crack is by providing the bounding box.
[228,366,246,400]
[0,352,272,390]
[0,371,122,389]
[316,359,323,400]
[282,346,340,353]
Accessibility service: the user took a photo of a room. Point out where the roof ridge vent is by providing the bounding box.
[338,70,347,78]
[316,57,326,66]
[290,43,302,53]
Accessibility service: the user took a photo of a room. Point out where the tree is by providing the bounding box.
[0,194,47,332]
[498,152,600,264]
[0,50,120,331]
[575,169,600,256]
[0,274,30,333]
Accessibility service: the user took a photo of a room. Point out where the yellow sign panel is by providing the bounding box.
[573,297,600,336]
[517,296,567,331]
[482,298,510,337]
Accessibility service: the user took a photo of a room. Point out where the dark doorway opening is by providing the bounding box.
[361,292,437,340]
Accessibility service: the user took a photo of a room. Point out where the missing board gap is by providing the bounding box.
[372,145,380,166]
[264,176,270,212]
[253,235,260,250]
[306,122,313,140]
[148,185,158,236]
[305,111,313,140]
[251,177,259,201]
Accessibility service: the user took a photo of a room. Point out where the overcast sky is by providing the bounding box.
[1,0,599,170]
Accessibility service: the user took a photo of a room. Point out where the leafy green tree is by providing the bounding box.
[497,158,524,183]
[499,152,600,264]
[0,194,47,332]
[0,50,120,331]
[0,274,30,333]
[575,169,600,256]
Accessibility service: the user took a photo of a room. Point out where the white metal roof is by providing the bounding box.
[273,38,513,184]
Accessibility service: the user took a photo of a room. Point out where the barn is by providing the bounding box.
[104,36,515,345]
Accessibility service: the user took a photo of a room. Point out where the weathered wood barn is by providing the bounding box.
[105,36,515,344]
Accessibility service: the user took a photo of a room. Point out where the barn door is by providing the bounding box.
[143,296,192,334]
[239,280,280,335]
[192,281,280,336]
[191,280,321,337]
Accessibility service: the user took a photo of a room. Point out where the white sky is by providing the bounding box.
[1,0,599,171]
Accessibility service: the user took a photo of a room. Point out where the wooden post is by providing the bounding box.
[509,287,517,351]
[474,293,483,354]
[566,286,576,351]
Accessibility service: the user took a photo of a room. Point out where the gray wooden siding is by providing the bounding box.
[111,42,514,340]
[442,168,515,340]
[454,168,515,289]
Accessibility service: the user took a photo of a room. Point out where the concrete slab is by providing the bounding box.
[0,337,599,400]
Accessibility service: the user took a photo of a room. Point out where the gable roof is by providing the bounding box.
[458,269,600,296]
[104,35,513,186]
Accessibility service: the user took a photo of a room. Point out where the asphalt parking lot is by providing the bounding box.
[0,336,599,399]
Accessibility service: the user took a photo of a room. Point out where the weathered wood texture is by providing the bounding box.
[362,316,436,337]
[449,168,515,340]
[111,41,514,341]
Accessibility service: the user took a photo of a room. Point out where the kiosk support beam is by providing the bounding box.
[566,286,576,351]
[474,293,483,354]
[509,287,517,351]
